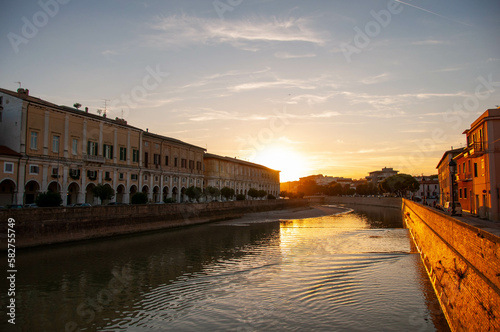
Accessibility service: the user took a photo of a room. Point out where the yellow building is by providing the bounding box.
[0,87,205,205]
[203,153,280,199]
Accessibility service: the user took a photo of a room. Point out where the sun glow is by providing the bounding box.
[251,145,308,182]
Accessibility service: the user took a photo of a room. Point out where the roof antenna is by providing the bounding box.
[15,81,22,89]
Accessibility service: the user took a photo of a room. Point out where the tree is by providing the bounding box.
[236,194,246,201]
[36,191,62,207]
[297,179,322,196]
[73,103,82,109]
[92,184,115,204]
[379,174,419,197]
[221,187,235,200]
[356,183,378,196]
[248,188,259,199]
[204,186,220,202]
[185,186,202,202]
[131,192,148,204]
[258,190,267,199]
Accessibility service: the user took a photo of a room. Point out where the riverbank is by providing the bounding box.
[214,204,351,225]
[1,199,309,249]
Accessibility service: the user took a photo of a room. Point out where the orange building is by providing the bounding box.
[454,108,500,219]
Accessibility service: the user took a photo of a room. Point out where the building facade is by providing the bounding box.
[366,167,398,185]
[0,88,208,205]
[436,148,464,206]
[453,108,500,220]
[203,153,280,198]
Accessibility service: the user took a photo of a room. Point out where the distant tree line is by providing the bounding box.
[280,173,420,198]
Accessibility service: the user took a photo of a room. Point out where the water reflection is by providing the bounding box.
[2,206,449,331]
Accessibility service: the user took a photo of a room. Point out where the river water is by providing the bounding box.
[3,205,450,331]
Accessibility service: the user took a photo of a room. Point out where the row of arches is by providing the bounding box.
[0,178,190,206]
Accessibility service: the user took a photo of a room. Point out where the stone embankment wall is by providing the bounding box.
[323,196,402,208]
[402,199,500,331]
[1,199,308,249]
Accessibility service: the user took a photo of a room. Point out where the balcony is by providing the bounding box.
[468,142,485,157]
[456,172,472,182]
[84,155,105,163]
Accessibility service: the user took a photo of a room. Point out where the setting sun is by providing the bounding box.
[251,145,308,182]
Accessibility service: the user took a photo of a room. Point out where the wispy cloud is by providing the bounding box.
[411,39,450,46]
[274,51,317,59]
[146,14,327,50]
[361,73,392,85]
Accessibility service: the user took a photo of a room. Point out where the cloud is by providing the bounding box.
[147,14,327,50]
[411,39,450,46]
[360,73,392,85]
[274,51,317,59]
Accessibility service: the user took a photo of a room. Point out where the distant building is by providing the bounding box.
[414,176,439,200]
[280,181,299,194]
[436,148,465,206]
[203,154,280,198]
[0,87,277,205]
[366,167,398,185]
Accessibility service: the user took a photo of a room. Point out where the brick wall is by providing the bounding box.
[0,199,307,248]
[402,199,500,331]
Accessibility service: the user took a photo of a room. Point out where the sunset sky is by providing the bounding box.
[1,0,499,182]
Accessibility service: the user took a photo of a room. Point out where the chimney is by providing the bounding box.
[17,88,29,96]
[85,107,88,113]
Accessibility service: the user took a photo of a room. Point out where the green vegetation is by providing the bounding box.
[236,194,246,201]
[185,186,203,202]
[35,191,62,207]
[221,187,235,200]
[92,184,115,204]
[378,174,419,197]
[204,186,220,201]
[131,192,148,204]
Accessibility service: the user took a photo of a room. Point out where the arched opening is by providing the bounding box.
[24,180,40,204]
[153,186,160,203]
[48,181,61,193]
[162,186,169,202]
[116,184,126,203]
[0,179,16,206]
[142,185,149,194]
[85,183,96,205]
[67,182,80,206]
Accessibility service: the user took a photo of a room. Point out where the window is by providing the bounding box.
[181,159,187,168]
[72,139,78,155]
[155,143,159,149]
[459,188,462,199]
[196,161,202,170]
[4,162,14,174]
[474,163,478,177]
[119,147,127,161]
[30,132,38,150]
[119,173,124,180]
[189,160,194,169]
[165,156,169,166]
[29,165,39,175]
[105,171,111,180]
[88,141,98,156]
[464,190,467,199]
[174,157,178,167]
[87,170,97,180]
[132,149,139,163]
[131,174,138,181]
[69,169,80,179]
[52,135,60,153]
[154,154,161,165]
[52,167,59,177]
[103,144,113,159]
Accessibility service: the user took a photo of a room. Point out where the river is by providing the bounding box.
[3,205,450,331]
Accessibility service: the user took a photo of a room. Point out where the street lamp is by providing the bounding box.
[449,158,457,215]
